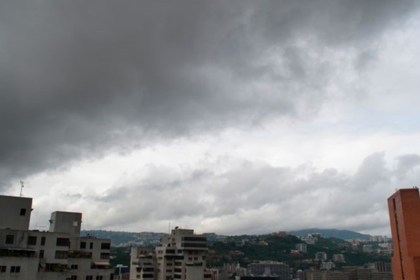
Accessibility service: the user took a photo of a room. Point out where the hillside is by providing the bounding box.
[82,228,372,246]
[288,228,371,240]
[207,234,390,269]
[82,230,165,246]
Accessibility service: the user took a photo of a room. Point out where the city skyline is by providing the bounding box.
[1,1,420,236]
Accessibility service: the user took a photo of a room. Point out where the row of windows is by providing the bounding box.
[55,251,107,260]
[6,236,110,250]
[55,250,68,259]
[0,266,20,273]
[158,249,185,254]
[80,242,110,250]
[100,253,110,259]
[81,241,91,249]
[182,237,206,242]
[6,236,109,250]
[181,243,206,248]
[57,238,70,246]
[135,274,154,279]
[28,236,47,246]
[6,235,48,246]
[71,276,104,280]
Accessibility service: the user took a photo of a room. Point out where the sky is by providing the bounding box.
[1,0,420,236]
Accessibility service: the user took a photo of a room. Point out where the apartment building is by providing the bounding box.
[247,261,289,280]
[332,254,345,263]
[305,268,393,280]
[130,228,208,280]
[0,194,114,280]
[295,243,307,253]
[314,252,327,261]
[130,246,156,280]
[388,188,420,280]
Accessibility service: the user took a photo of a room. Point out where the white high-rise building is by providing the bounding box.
[130,228,208,280]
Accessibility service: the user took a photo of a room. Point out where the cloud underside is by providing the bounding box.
[1,0,419,187]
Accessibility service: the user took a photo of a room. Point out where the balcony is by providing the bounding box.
[68,251,92,259]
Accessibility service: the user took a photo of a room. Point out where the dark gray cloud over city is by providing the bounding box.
[1,0,420,235]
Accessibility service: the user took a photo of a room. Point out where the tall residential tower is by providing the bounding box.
[131,228,208,280]
[388,188,420,280]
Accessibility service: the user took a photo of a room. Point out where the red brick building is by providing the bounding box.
[388,188,420,280]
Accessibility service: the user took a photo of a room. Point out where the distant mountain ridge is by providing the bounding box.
[82,228,372,246]
[288,228,371,240]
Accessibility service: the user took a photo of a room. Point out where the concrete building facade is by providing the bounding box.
[247,261,289,280]
[130,228,208,280]
[388,188,420,280]
[0,194,114,280]
[130,246,156,280]
[295,243,307,253]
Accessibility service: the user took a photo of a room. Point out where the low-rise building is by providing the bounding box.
[247,261,289,280]
[0,194,114,280]
[315,252,327,261]
[332,254,345,263]
[320,261,335,270]
[296,243,307,253]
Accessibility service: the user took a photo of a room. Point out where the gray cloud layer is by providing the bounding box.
[50,152,417,234]
[1,1,419,188]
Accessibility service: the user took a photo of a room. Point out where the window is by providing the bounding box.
[96,276,103,280]
[71,276,78,280]
[0,266,6,273]
[73,221,78,226]
[6,235,14,244]
[20,208,26,216]
[100,253,110,259]
[41,236,46,246]
[86,276,93,280]
[71,264,78,270]
[101,243,110,250]
[10,266,20,273]
[28,236,37,245]
[90,242,93,249]
[40,250,45,258]
[56,238,70,247]
[80,242,86,249]
[55,250,68,259]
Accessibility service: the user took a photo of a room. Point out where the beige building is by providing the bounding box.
[130,228,208,280]
[0,194,114,280]
[247,261,289,279]
[130,246,156,280]
[305,267,393,280]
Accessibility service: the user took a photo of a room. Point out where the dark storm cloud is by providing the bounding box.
[0,0,419,189]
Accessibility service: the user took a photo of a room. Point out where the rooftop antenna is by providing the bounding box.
[20,181,24,197]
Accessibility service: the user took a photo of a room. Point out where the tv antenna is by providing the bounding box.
[20,181,24,197]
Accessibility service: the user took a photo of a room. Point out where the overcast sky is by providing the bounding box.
[1,1,420,236]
